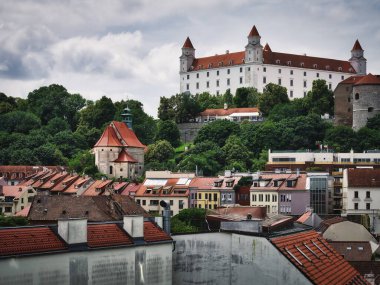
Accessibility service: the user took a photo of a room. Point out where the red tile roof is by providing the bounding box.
[0,227,67,256]
[51,174,80,192]
[189,177,215,189]
[347,169,380,187]
[1,185,29,199]
[182,37,194,49]
[250,173,307,192]
[248,25,260,37]
[352,40,364,51]
[82,179,113,196]
[330,241,372,262]
[144,221,172,242]
[200,107,260,117]
[114,150,138,163]
[112,121,146,148]
[354,73,380,86]
[121,183,140,195]
[63,176,92,194]
[316,216,346,233]
[94,125,123,147]
[263,43,272,52]
[38,172,69,190]
[296,211,312,224]
[340,75,365,85]
[191,51,245,71]
[87,223,133,248]
[271,230,369,285]
[15,205,31,217]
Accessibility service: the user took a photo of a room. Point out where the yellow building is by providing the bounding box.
[0,185,36,216]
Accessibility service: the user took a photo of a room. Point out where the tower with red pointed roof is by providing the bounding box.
[180,37,195,73]
[93,111,146,179]
[245,25,263,64]
[349,39,366,75]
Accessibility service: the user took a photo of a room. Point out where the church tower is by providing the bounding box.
[121,107,133,129]
[349,40,366,75]
[180,37,195,73]
[245,25,263,64]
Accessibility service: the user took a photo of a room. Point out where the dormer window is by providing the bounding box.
[338,67,342,71]
[208,63,212,68]
[242,59,245,63]
[349,68,353,72]
[229,60,233,65]
[225,179,234,187]
[276,59,280,64]
[313,64,317,69]
[218,62,223,67]
[300,62,304,67]
[287,61,291,66]
[214,179,223,187]
[326,65,330,70]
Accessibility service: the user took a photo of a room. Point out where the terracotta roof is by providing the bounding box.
[316,216,346,233]
[189,177,216,189]
[94,125,123,147]
[63,176,92,194]
[271,230,369,285]
[182,37,194,49]
[112,121,145,148]
[200,107,260,117]
[121,183,140,195]
[15,205,31,217]
[38,172,69,190]
[250,173,307,191]
[190,47,355,73]
[248,25,260,37]
[87,223,133,248]
[28,195,148,223]
[1,185,29,199]
[340,75,365,85]
[296,211,312,224]
[51,174,80,192]
[0,227,67,257]
[352,40,364,51]
[113,150,138,163]
[112,181,128,192]
[82,179,113,196]
[263,43,272,52]
[347,169,380,187]
[144,221,172,242]
[354,73,380,86]
[330,241,372,262]
[350,261,380,284]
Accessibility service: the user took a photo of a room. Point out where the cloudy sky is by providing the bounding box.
[0,0,379,117]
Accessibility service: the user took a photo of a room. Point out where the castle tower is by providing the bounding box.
[245,25,263,64]
[121,107,133,129]
[180,37,195,73]
[349,40,366,75]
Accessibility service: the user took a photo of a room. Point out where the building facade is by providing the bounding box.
[0,185,36,216]
[180,26,365,99]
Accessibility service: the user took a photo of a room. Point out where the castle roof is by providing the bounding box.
[190,47,355,74]
[354,73,380,86]
[94,121,145,148]
[182,37,194,49]
[248,25,260,37]
[351,39,364,51]
[114,150,138,163]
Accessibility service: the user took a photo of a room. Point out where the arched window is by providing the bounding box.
[355,93,359,100]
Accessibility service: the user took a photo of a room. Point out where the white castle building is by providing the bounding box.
[179,25,366,98]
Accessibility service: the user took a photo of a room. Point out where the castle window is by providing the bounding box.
[290,79,293,86]
[313,64,317,68]
[263,67,266,72]
[248,67,251,71]
[263,76,266,84]
[278,69,281,74]
[227,78,230,86]
[187,74,190,80]
[196,73,199,78]
[276,59,280,64]
[304,71,307,76]
[290,70,293,75]
[341,75,344,80]
[186,84,189,90]
[304,80,307,88]
[329,74,332,79]
[240,77,243,84]
[329,83,332,90]
[216,91,220,95]
[304,91,306,97]
[207,71,209,77]
[316,73,319,78]
[227,69,230,74]
[355,93,359,100]
[240,67,243,73]
[216,80,219,87]
[196,82,199,89]
[217,70,220,76]
[301,63,304,67]
[368,107,374,112]
[206,81,210,88]
[290,90,293,98]
[120,168,123,172]
[278,78,282,85]
[110,149,112,151]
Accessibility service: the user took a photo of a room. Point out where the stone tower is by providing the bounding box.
[180,37,195,73]
[349,40,366,75]
[245,25,263,64]
[352,74,380,130]
[121,107,133,129]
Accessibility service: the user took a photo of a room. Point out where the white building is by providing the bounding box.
[180,26,366,98]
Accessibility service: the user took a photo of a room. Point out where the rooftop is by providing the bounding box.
[347,169,380,187]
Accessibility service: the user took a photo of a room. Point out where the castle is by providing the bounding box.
[180,25,366,99]
[93,108,145,179]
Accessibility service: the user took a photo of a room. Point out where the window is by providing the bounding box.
[278,69,281,74]
[272,194,277,202]
[240,77,243,84]
[329,83,332,90]
[366,191,371,198]
[259,194,263,202]
[354,191,359,198]
[304,81,307,88]
[196,73,199,78]
[252,194,257,202]
[290,70,293,75]
[207,71,209,77]
[263,67,266,72]
[290,90,293,98]
[142,200,146,206]
[355,93,359,100]
[186,83,189,90]
[348,97,350,102]
[354,202,358,209]
[187,74,190,80]
[216,91,219,95]
[205,193,208,199]
[290,79,293,86]
[179,200,184,209]
[196,82,199,89]
[240,67,243,73]
[263,76,266,84]
[227,78,230,86]
[304,71,307,76]
[366,203,370,210]
[265,194,270,202]
[198,193,202,199]
[278,78,281,85]
[170,200,174,206]
[214,193,218,201]
[5,207,12,213]
[368,107,374,112]
[248,67,251,71]
[191,193,194,199]
[216,80,219,87]
[341,75,344,80]
[316,73,319,78]
[109,165,113,175]
[227,69,230,74]
[280,194,286,202]
[150,200,159,206]
[217,70,220,76]
[329,74,332,79]
[207,81,210,88]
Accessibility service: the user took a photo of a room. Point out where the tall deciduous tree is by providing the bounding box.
[155,120,181,147]
[195,120,239,147]
[79,96,116,129]
[304,79,334,115]
[258,83,289,115]
[234,87,260,107]
[0,111,41,134]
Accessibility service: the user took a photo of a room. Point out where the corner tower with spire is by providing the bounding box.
[349,40,366,75]
[245,25,263,64]
[180,37,195,73]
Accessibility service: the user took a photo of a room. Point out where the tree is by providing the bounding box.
[222,135,252,170]
[356,127,380,151]
[68,150,100,176]
[145,140,175,163]
[50,131,87,158]
[44,117,70,135]
[304,79,334,115]
[222,89,234,108]
[75,125,102,148]
[234,87,260,107]
[367,114,380,130]
[177,152,222,176]
[157,96,176,121]
[9,148,39,165]
[195,92,222,110]
[174,93,201,123]
[172,208,208,233]
[268,98,308,121]
[33,143,66,165]
[0,111,41,134]
[0,92,17,114]
[79,96,116,129]
[324,126,357,152]
[195,120,239,147]
[258,83,289,115]
[155,120,181,147]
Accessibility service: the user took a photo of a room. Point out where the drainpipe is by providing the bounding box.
[160,200,171,235]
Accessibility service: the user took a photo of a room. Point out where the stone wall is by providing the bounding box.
[352,84,380,130]
[177,123,205,142]
[334,83,353,127]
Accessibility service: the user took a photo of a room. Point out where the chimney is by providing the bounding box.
[58,218,87,245]
[123,215,144,239]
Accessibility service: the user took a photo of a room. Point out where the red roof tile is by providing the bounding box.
[63,176,92,194]
[271,230,369,285]
[354,73,380,86]
[1,185,29,199]
[182,37,194,49]
[189,177,215,189]
[316,216,346,234]
[352,40,364,51]
[248,25,260,37]
[340,75,365,84]
[51,174,80,192]
[200,107,260,117]
[38,172,69,190]
[296,211,312,224]
[114,150,138,163]
[94,125,123,147]
[192,51,245,71]
[15,205,31,217]
[87,224,133,248]
[0,227,67,256]
[82,179,113,196]
[347,169,380,187]
[112,121,146,148]
[263,43,272,52]
[121,183,140,195]
[144,221,172,242]
[330,241,372,262]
